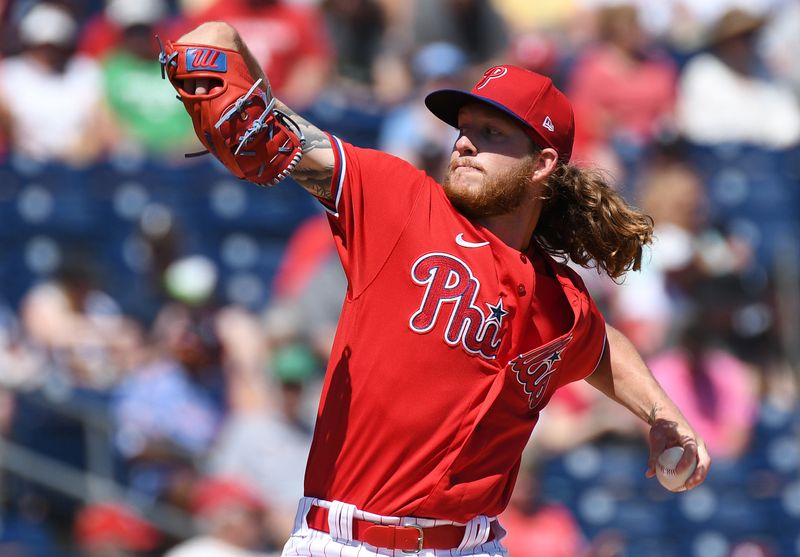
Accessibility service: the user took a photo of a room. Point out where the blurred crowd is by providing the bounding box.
[0,0,799,556]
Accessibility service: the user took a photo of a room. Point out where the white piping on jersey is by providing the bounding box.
[324,135,346,218]
[589,330,609,376]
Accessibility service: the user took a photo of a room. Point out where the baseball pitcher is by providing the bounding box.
[160,22,711,557]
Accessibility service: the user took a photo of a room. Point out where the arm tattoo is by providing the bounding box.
[298,119,331,154]
[291,167,335,200]
[276,101,335,202]
[648,404,661,426]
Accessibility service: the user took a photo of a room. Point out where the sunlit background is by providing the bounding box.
[0,0,798,556]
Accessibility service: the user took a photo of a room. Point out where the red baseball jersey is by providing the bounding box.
[304,136,607,523]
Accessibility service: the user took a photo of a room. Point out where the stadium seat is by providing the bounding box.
[208,233,286,309]
[302,96,385,150]
[185,169,319,237]
[0,162,23,239]
[686,143,800,268]
[575,485,618,536]
[12,164,99,240]
[626,536,682,557]
[686,530,732,557]
[614,498,669,538]
[0,512,61,557]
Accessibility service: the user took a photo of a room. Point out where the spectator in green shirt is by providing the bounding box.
[99,0,196,158]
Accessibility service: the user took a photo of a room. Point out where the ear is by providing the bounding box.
[532,148,559,182]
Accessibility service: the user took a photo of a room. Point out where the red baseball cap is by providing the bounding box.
[425,65,575,162]
[74,502,162,551]
[190,476,267,517]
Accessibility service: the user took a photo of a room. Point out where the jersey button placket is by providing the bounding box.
[518,252,529,296]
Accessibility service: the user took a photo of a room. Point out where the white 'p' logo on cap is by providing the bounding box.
[476,66,508,89]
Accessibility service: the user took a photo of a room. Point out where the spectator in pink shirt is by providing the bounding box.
[647,308,759,461]
[499,459,586,557]
[568,4,677,165]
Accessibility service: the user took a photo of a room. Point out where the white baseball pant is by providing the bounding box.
[281,497,509,557]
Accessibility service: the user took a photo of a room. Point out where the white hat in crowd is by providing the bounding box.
[19,3,78,47]
[106,0,167,28]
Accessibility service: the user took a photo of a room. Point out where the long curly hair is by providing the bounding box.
[534,163,654,279]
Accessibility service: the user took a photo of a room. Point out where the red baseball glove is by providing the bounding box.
[159,38,304,187]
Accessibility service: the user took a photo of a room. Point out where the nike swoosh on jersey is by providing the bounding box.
[455,233,490,248]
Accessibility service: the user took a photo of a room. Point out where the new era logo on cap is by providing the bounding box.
[424,65,575,162]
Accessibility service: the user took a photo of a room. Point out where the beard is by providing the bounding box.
[442,156,537,219]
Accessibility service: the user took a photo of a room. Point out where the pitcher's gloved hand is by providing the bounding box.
[159,39,304,187]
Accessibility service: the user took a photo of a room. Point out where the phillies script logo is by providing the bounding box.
[409,253,506,360]
[510,336,572,410]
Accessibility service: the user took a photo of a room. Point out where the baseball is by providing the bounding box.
[656,446,696,492]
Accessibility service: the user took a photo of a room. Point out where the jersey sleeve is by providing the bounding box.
[558,266,607,387]
[314,134,431,296]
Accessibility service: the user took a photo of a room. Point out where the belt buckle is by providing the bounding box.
[401,525,424,555]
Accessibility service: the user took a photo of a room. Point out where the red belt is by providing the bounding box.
[305,505,495,553]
